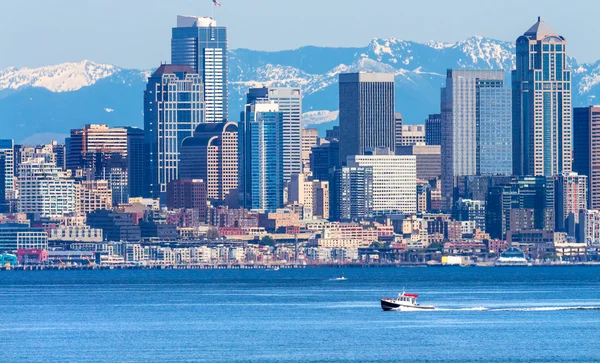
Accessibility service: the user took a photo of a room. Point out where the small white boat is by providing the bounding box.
[381,291,435,311]
[332,274,347,281]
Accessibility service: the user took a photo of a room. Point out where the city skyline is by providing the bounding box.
[3,0,600,69]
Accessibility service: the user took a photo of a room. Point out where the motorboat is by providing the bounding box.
[381,291,435,311]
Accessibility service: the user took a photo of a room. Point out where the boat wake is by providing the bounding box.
[432,306,600,312]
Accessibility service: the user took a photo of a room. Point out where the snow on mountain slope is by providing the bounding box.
[0,60,120,92]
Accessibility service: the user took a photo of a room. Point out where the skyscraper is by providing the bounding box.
[239,101,284,212]
[555,172,587,233]
[67,124,128,173]
[301,128,319,174]
[338,73,395,165]
[0,139,14,201]
[512,17,572,176]
[247,87,302,183]
[0,154,6,212]
[425,114,442,146]
[172,15,227,122]
[125,127,146,199]
[180,122,239,202]
[441,69,512,208]
[573,106,600,209]
[144,64,205,200]
[331,166,373,222]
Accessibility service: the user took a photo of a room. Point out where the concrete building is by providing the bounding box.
[144,64,204,200]
[347,149,417,215]
[86,210,141,242]
[425,114,442,146]
[331,166,374,221]
[16,232,49,250]
[339,73,395,165]
[0,139,14,200]
[573,106,600,209]
[512,17,572,176]
[318,223,378,249]
[49,226,103,243]
[239,101,284,212]
[395,113,403,150]
[400,124,426,146]
[172,15,227,122]
[180,122,238,202]
[0,224,45,253]
[246,87,302,183]
[287,173,330,220]
[301,128,320,174]
[76,180,113,214]
[125,127,146,199]
[17,159,76,218]
[166,179,208,221]
[555,172,587,233]
[310,141,339,183]
[67,124,128,172]
[396,145,441,181]
[578,210,600,246]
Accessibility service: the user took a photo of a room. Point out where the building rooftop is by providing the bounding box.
[152,64,196,77]
[177,15,216,28]
[524,16,560,40]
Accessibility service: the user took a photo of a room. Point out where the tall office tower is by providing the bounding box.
[310,141,340,183]
[180,122,239,202]
[338,73,395,165]
[239,101,284,212]
[395,113,403,150]
[172,15,227,122]
[513,17,572,176]
[17,158,76,217]
[555,172,587,233]
[347,149,417,215]
[125,127,145,199]
[396,145,441,181]
[0,154,6,212]
[441,69,511,208]
[425,114,442,146]
[76,180,113,214]
[247,87,302,182]
[0,140,14,200]
[67,124,128,172]
[326,126,340,141]
[331,166,373,221]
[400,124,426,146]
[144,65,204,200]
[301,128,319,174]
[573,106,600,209]
[485,176,554,240]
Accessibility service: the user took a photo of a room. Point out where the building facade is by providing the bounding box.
[396,145,441,181]
[338,73,395,165]
[573,106,600,209]
[0,139,14,200]
[76,180,113,214]
[512,17,572,176]
[331,166,373,221]
[555,172,587,233]
[144,64,204,200]
[172,15,227,122]
[400,124,426,146]
[425,114,442,146]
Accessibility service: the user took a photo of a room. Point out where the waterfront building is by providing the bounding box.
[400,124,426,146]
[239,101,284,212]
[331,166,373,221]
[0,224,45,253]
[347,149,417,215]
[486,176,554,240]
[555,172,588,233]
[180,122,239,202]
[17,159,76,218]
[512,17,572,176]
[441,69,512,208]
[172,15,227,122]
[317,223,378,249]
[301,128,320,174]
[425,114,442,146]
[338,72,395,165]
[573,106,600,209]
[76,180,113,214]
[144,64,204,200]
[396,145,441,181]
[0,139,14,200]
[246,87,302,183]
[49,226,103,243]
[16,232,48,250]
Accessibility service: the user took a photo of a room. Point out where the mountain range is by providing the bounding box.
[2,36,600,143]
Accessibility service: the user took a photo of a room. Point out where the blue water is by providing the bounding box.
[1,267,600,362]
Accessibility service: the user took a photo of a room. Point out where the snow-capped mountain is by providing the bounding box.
[1,36,599,142]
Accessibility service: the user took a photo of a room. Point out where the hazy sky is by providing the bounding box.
[0,0,596,69]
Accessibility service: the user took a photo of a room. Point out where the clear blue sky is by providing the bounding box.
[0,0,596,69]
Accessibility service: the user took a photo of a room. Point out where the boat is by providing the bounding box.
[332,274,347,281]
[381,291,435,311]
[495,247,528,266]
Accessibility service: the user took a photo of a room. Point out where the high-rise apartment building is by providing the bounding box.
[247,87,302,183]
[555,172,587,233]
[338,73,395,165]
[239,101,284,212]
[441,69,512,208]
[180,122,239,202]
[144,65,204,200]
[512,17,572,176]
[425,114,442,146]
[17,159,76,217]
[76,180,113,214]
[331,166,374,222]
[347,149,417,215]
[0,139,14,200]
[573,106,600,209]
[172,16,227,122]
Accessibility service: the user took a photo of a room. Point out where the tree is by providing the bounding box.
[261,236,276,246]
[207,228,220,240]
